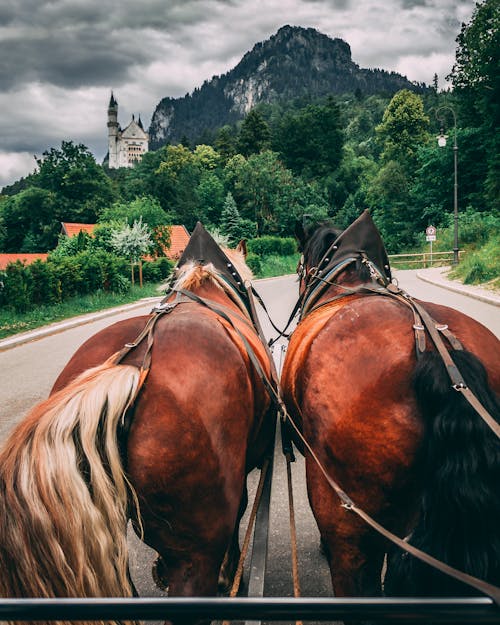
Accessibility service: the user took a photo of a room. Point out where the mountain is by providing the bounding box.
[149,25,425,149]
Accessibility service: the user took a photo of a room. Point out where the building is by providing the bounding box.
[107,93,148,169]
[0,254,48,270]
[61,222,96,237]
[61,222,190,260]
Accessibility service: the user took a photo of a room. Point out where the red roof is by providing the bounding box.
[167,225,190,259]
[61,222,96,237]
[60,222,189,259]
[0,254,48,270]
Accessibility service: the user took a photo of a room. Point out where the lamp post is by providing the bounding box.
[436,105,459,264]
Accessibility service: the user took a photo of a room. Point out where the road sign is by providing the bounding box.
[426,225,436,242]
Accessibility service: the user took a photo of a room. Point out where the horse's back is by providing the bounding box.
[282,292,499,530]
[52,305,272,553]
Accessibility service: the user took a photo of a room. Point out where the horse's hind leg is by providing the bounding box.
[308,468,385,597]
[218,484,249,594]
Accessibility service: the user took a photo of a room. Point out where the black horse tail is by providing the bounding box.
[386,349,500,596]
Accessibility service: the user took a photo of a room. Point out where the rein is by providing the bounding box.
[281,255,500,604]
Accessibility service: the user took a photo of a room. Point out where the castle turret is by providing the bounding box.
[107,94,148,169]
[107,92,119,168]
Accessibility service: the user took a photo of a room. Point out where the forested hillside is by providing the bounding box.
[149,25,425,148]
[0,0,498,261]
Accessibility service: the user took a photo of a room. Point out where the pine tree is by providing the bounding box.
[219,192,256,244]
[236,109,270,157]
[220,192,242,246]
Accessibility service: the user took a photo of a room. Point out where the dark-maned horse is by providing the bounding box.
[281,210,500,599]
[0,224,275,625]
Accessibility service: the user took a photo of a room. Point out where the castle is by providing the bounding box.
[107,93,149,169]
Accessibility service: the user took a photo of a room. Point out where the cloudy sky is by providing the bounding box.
[0,0,476,189]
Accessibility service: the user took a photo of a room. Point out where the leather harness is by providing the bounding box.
[102,223,499,604]
[283,244,500,604]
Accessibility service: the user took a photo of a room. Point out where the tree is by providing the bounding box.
[236,109,271,157]
[274,99,344,179]
[220,192,256,245]
[196,173,226,226]
[36,141,115,221]
[448,0,500,212]
[155,145,201,229]
[376,90,430,175]
[110,219,153,286]
[214,125,237,162]
[224,150,328,236]
[0,187,59,252]
[367,160,413,251]
[99,196,172,257]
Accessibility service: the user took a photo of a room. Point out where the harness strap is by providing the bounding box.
[411,299,500,439]
[176,288,280,396]
[222,456,271,615]
[107,292,184,391]
[250,284,295,343]
[282,409,500,605]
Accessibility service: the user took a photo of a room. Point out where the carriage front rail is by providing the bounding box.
[0,596,498,623]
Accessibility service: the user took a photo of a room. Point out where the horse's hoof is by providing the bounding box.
[152,555,169,593]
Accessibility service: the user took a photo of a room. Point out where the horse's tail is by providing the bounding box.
[0,361,141,612]
[387,349,500,596]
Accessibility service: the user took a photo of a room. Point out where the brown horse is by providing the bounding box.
[0,224,275,624]
[281,210,500,599]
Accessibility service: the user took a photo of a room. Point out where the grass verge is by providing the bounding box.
[0,283,162,340]
[256,254,300,279]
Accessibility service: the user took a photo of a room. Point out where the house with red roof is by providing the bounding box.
[60,222,190,260]
[0,253,49,270]
[167,225,190,259]
[60,222,96,237]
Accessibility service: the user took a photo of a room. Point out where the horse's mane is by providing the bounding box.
[302,224,343,267]
[172,247,253,315]
[303,223,373,283]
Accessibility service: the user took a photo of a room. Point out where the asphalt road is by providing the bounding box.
[0,271,498,625]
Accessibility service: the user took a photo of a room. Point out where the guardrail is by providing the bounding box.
[388,251,463,268]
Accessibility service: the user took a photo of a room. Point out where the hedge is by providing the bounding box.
[0,253,174,313]
[247,236,297,257]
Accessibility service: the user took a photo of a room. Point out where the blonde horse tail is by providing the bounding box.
[0,361,141,622]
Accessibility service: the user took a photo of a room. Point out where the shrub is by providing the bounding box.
[247,236,297,257]
[2,262,31,313]
[245,252,262,275]
[29,260,61,305]
[142,257,174,283]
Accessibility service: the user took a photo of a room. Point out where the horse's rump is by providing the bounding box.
[0,226,276,622]
[282,288,500,596]
[52,301,274,578]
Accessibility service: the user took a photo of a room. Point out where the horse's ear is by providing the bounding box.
[236,239,247,257]
[295,220,307,249]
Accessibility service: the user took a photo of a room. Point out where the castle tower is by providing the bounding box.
[107,93,148,169]
[107,92,119,169]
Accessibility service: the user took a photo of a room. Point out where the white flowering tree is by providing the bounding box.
[110,218,153,286]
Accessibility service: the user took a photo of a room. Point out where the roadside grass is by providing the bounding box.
[448,234,500,292]
[256,254,300,279]
[0,283,162,340]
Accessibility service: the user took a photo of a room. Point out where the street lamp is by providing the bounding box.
[436,105,459,264]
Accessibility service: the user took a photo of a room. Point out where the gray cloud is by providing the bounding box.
[0,0,476,188]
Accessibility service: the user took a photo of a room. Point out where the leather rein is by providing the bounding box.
[105,261,500,605]
[282,255,500,604]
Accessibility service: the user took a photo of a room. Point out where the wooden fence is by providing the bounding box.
[388,250,463,269]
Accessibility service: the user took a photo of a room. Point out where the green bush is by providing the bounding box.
[2,262,31,313]
[109,273,131,294]
[29,260,61,305]
[245,252,262,275]
[449,234,500,286]
[142,257,174,282]
[247,236,297,257]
